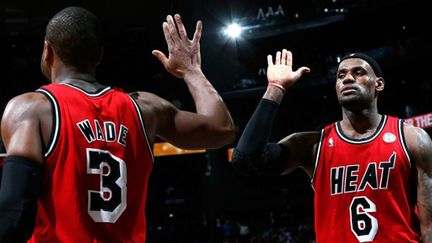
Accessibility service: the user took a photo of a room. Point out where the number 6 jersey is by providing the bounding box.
[311,115,420,243]
[29,83,154,243]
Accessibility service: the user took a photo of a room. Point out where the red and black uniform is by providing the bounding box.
[29,83,154,243]
[0,139,6,182]
[312,115,420,243]
[0,141,5,164]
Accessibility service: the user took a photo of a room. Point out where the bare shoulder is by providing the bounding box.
[1,92,51,161]
[403,123,432,169]
[278,131,321,174]
[129,91,161,101]
[2,92,50,123]
[129,91,175,113]
[128,91,178,143]
[278,131,321,147]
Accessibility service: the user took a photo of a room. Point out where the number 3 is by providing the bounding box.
[87,148,127,223]
[350,196,378,242]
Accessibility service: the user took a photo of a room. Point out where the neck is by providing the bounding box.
[51,65,97,84]
[340,108,382,137]
[49,65,107,92]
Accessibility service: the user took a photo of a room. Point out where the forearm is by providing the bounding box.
[0,156,41,242]
[263,85,285,105]
[183,69,234,137]
[232,98,288,176]
[184,69,227,114]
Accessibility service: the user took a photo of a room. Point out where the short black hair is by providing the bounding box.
[45,6,102,68]
[340,52,383,77]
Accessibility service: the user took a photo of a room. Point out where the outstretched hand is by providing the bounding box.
[267,49,310,90]
[152,14,202,79]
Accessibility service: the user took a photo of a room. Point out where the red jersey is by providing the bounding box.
[29,83,154,243]
[312,115,420,243]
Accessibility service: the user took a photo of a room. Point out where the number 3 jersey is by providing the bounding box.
[29,83,154,243]
[311,115,420,243]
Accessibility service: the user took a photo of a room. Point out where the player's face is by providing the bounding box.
[335,58,380,111]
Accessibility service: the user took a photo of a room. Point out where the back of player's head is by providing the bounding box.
[45,6,102,69]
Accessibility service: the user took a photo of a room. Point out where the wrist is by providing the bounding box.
[183,67,205,80]
[263,85,284,104]
[268,81,286,94]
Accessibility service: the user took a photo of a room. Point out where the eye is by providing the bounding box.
[337,73,345,79]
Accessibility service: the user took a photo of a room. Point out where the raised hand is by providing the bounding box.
[152,14,202,79]
[267,49,310,90]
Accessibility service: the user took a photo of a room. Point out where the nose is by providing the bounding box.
[342,72,355,84]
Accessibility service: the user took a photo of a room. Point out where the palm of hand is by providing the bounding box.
[153,15,203,79]
[267,64,296,88]
[167,41,200,78]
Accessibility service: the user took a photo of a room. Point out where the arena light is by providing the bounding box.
[223,23,243,39]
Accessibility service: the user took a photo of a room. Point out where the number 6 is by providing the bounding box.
[350,196,378,242]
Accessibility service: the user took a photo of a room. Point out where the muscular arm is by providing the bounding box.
[231,98,288,176]
[0,92,50,241]
[231,49,317,176]
[230,96,319,176]
[131,88,234,149]
[404,125,432,242]
[1,93,49,163]
[133,14,234,149]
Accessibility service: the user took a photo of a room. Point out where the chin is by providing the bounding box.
[339,97,359,109]
[339,98,370,112]
[339,95,355,104]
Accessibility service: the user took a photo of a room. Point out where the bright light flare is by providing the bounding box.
[223,23,242,38]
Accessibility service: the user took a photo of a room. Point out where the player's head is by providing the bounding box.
[41,6,103,79]
[339,53,383,78]
[335,53,385,111]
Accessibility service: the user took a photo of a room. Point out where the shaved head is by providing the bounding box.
[45,6,102,69]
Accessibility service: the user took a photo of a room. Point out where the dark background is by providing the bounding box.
[1,0,431,242]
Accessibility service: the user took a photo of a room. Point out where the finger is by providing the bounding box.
[192,20,202,45]
[152,50,169,68]
[166,15,180,44]
[174,14,188,40]
[286,50,293,68]
[267,54,273,66]
[275,51,281,65]
[162,22,174,48]
[298,66,311,74]
[281,49,288,65]
[294,66,311,78]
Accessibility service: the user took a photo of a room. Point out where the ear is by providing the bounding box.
[43,40,54,63]
[96,47,104,66]
[376,77,385,92]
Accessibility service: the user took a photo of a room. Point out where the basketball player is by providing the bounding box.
[231,49,432,242]
[0,7,234,242]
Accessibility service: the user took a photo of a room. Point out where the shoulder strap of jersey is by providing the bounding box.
[35,87,60,158]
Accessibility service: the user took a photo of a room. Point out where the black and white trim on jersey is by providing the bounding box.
[310,129,325,191]
[128,96,154,162]
[398,119,412,167]
[0,138,6,157]
[62,83,112,97]
[36,88,60,158]
[335,115,387,144]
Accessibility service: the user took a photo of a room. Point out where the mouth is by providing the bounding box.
[341,86,357,95]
